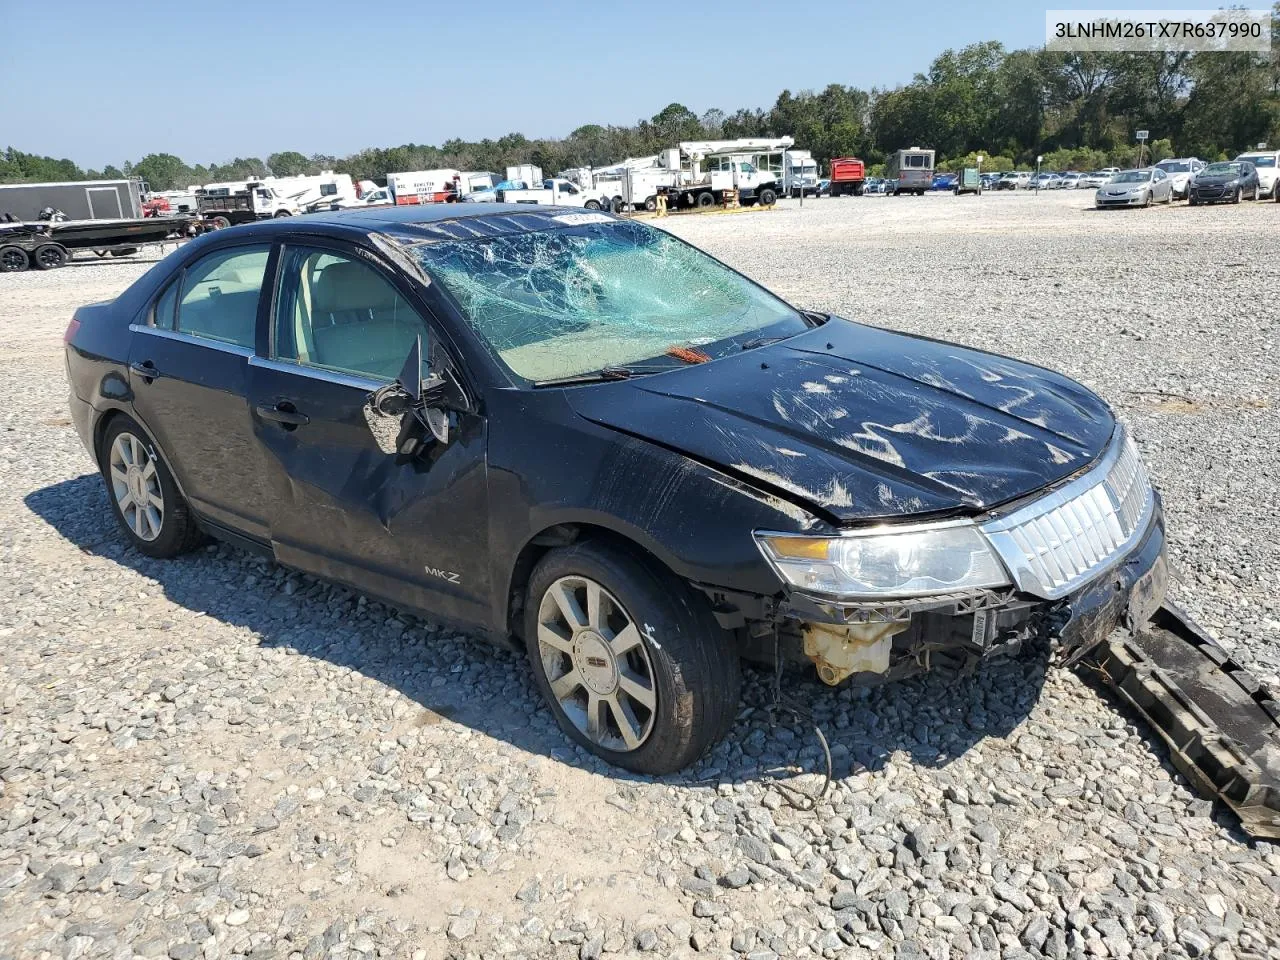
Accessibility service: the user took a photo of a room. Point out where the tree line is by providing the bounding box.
[4,23,1278,191]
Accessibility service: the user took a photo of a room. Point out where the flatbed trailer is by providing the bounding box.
[0,217,191,272]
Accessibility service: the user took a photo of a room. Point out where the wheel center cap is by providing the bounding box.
[126,467,145,503]
[574,631,618,695]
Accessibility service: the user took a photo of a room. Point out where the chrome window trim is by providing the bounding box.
[247,355,385,392]
[128,323,254,357]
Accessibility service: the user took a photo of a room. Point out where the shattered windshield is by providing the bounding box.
[413,219,807,382]
[1204,162,1244,176]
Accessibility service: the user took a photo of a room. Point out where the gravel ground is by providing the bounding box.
[2,192,1279,960]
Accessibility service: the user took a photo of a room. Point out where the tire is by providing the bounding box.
[1251,184,1259,201]
[524,540,740,774]
[110,247,139,257]
[1189,196,1199,206]
[273,210,292,218]
[32,243,68,269]
[98,416,204,559]
[696,192,715,208]
[643,197,657,212]
[1142,191,1151,208]
[210,215,231,230]
[0,245,29,272]
[1233,187,1241,204]
[853,184,864,196]
[584,200,601,210]
[758,188,777,206]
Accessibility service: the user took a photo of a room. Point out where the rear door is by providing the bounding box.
[128,242,276,540]
[246,241,491,626]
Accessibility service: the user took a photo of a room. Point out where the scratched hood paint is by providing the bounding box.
[568,319,1116,522]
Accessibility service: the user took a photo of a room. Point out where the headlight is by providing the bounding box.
[754,522,1010,599]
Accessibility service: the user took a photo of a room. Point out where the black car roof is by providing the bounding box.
[222,203,616,245]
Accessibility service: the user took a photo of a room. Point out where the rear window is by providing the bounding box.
[1240,155,1276,168]
[1157,161,1190,173]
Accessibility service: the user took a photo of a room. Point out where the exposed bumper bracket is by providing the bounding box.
[1086,603,1280,841]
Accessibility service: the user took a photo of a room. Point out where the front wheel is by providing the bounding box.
[758,187,777,206]
[584,200,601,210]
[1251,184,1259,201]
[1233,187,1242,204]
[274,210,292,218]
[99,417,204,558]
[524,542,740,774]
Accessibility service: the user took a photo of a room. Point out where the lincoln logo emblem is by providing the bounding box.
[585,656,608,668]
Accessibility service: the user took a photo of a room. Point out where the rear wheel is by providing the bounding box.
[1250,184,1259,201]
[210,215,231,230]
[584,199,601,210]
[32,243,68,269]
[524,541,740,774]
[274,210,292,218]
[0,245,29,272]
[643,197,657,212]
[696,191,715,208]
[99,417,203,558]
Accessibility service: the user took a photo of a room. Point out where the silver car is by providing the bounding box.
[1095,168,1174,208]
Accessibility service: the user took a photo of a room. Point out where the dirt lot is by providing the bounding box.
[2,191,1278,960]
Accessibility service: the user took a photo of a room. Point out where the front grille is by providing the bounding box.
[981,431,1156,599]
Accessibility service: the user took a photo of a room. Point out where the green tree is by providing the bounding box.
[130,153,192,190]
[268,151,311,176]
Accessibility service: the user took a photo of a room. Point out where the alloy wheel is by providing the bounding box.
[536,575,657,752]
[109,432,164,541]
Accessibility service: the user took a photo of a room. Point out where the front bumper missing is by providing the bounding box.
[1088,605,1280,841]
[771,517,1280,841]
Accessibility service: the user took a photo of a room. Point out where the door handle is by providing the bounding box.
[130,360,160,381]
[255,401,310,428]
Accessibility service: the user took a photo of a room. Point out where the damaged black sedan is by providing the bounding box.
[65,205,1168,774]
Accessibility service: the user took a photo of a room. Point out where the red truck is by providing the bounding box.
[829,157,866,196]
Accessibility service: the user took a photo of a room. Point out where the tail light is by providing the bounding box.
[63,318,80,344]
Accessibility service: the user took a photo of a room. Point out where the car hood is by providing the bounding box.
[1196,174,1239,184]
[568,320,1116,523]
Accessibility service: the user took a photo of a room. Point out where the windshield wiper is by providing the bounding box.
[532,365,670,387]
[741,336,788,350]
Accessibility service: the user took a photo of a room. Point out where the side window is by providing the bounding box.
[320,183,338,196]
[175,245,271,348]
[153,280,179,330]
[274,247,428,381]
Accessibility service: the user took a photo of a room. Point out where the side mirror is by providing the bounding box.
[364,336,459,455]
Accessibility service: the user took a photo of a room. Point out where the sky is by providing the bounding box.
[0,0,1226,169]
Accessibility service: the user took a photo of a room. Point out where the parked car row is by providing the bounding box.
[1093,160,1272,208]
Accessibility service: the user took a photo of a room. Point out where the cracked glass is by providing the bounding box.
[412,219,807,382]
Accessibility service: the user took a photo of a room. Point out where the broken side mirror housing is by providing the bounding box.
[363,336,463,455]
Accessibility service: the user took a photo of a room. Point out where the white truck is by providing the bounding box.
[497,178,611,208]
[660,139,791,209]
[781,150,820,197]
[195,172,359,224]
[387,169,461,205]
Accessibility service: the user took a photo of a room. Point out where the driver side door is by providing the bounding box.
[246,240,491,627]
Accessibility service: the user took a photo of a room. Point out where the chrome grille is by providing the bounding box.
[981,431,1155,599]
